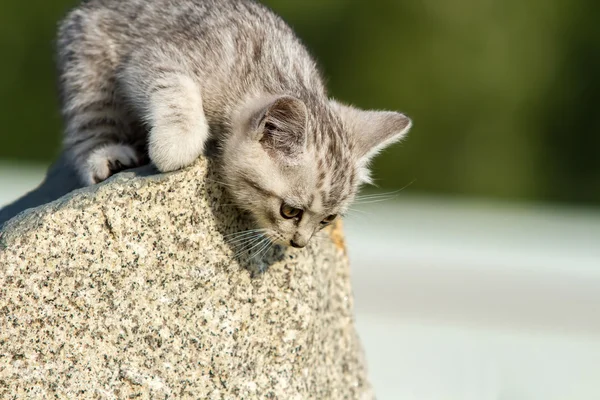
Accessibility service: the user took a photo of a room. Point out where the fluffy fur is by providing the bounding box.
[57,0,412,247]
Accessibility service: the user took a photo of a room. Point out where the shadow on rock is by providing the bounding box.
[0,153,159,228]
[203,159,287,276]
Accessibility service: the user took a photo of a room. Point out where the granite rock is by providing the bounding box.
[0,158,372,399]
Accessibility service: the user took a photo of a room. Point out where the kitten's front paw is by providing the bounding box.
[148,122,208,173]
[84,143,139,185]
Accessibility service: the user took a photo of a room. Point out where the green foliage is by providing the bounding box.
[0,0,76,161]
[1,0,599,205]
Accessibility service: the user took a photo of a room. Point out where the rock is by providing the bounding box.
[0,157,372,399]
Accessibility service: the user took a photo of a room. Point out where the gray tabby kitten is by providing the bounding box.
[57,0,412,248]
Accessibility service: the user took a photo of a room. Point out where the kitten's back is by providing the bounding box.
[58,0,328,183]
[62,0,325,102]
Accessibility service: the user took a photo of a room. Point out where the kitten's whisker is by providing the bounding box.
[256,241,274,260]
[244,235,270,256]
[227,231,266,246]
[353,198,397,205]
[346,208,369,215]
[246,239,270,260]
[229,236,260,247]
[224,228,268,238]
[228,233,265,246]
[233,236,265,258]
[354,198,393,205]
[355,192,399,200]
[228,236,261,246]
[225,232,260,241]
[225,232,264,241]
[251,238,272,260]
[355,194,394,200]
[356,180,416,200]
[357,189,404,196]
[353,198,401,205]
[355,193,398,201]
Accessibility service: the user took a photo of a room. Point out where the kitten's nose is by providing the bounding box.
[290,240,305,248]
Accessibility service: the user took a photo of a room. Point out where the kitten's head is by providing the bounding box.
[222,94,411,248]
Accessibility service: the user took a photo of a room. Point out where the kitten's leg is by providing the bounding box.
[121,45,208,173]
[58,13,141,185]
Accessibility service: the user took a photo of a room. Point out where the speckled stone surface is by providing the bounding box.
[0,158,372,399]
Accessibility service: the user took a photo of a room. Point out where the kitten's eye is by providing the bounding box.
[280,203,302,219]
[321,214,337,224]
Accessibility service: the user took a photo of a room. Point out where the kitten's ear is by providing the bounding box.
[252,95,308,161]
[332,100,412,162]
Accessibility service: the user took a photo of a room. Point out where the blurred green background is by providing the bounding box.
[1,0,599,205]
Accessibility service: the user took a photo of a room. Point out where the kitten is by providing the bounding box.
[57,0,412,248]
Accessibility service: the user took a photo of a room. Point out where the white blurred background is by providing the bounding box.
[3,166,600,399]
[346,199,600,399]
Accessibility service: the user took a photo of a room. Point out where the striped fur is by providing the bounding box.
[57,0,412,246]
